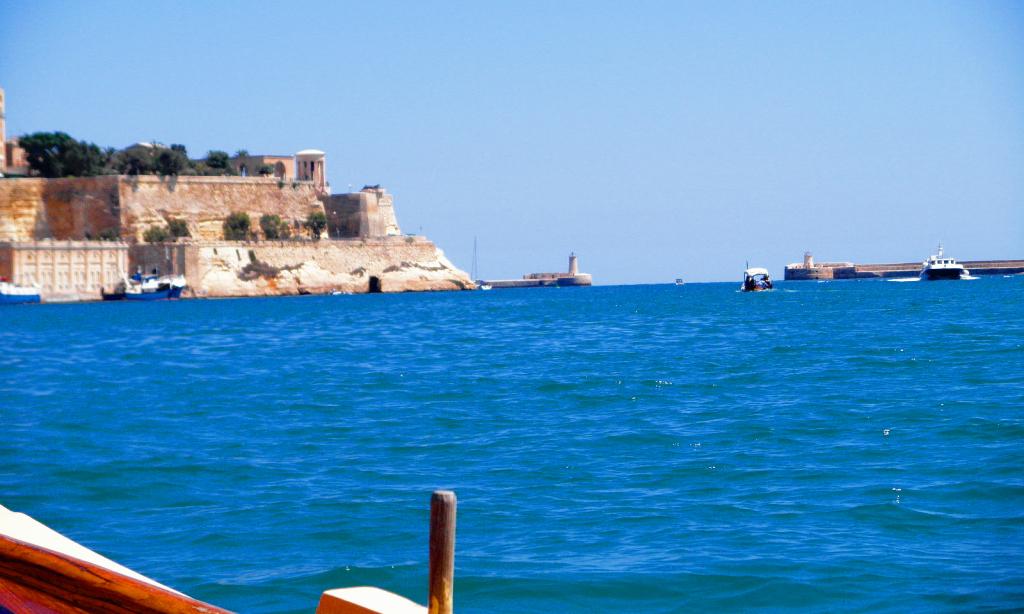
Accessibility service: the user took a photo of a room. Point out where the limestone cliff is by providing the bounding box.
[131,237,473,297]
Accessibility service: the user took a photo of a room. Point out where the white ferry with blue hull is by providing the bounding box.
[920,245,969,281]
[0,279,40,305]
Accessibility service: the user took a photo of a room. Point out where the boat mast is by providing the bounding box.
[471,236,478,281]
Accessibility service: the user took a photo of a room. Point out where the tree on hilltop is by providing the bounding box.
[154,148,190,176]
[19,132,109,178]
[110,145,157,175]
[202,150,237,176]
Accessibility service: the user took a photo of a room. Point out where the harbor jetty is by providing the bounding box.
[784,251,1024,280]
[481,252,592,289]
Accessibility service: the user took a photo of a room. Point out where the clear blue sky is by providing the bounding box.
[2,1,1022,283]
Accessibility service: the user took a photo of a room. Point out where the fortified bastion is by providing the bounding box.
[0,172,472,299]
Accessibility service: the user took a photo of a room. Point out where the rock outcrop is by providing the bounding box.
[131,237,473,296]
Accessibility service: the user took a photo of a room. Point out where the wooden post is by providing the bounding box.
[428,490,456,614]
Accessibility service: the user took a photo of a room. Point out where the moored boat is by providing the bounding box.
[741,267,773,292]
[920,244,969,281]
[102,273,187,301]
[0,279,41,305]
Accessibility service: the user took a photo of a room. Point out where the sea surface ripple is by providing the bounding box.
[2,278,1023,612]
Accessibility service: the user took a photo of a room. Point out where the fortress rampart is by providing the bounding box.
[0,176,121,241]
[0,176,325,242]
[117,176,323,241]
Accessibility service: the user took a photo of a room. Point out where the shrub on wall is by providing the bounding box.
[143,225,170,243]
[97,228,120,241]
[259,214,286,240]
[305,211,328,240]
[167,218,190,238]
[223,212,251,240]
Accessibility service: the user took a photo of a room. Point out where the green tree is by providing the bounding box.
[97,228,120,241]
[143,225,170,243]
[204,150,237,175]
[111,145,157,175]
[167,218,190,238]
[154,148,190,176]
[223,212,251,240]
[305,210,328,240]
[258,164,274,176]
[259,214,285,239]
[19,132,108,178]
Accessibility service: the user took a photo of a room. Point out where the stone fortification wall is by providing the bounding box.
[0,176,323,242]
[325,194,362,238]
[131,237,473,297]
[0,177,120,241]
[118,176,323,241]
[325,187,401,239]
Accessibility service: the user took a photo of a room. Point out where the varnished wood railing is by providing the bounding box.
[0,533,231,614]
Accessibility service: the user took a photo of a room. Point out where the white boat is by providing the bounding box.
[919,245,969,281]
[0,280,41,305]
[675,278,684,286]
[479,284,492,291]
[741,267,773,292]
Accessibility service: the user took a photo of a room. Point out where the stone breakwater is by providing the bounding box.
[131,237,473,297]
[785,259,1024,280]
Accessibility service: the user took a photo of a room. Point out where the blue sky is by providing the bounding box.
[2,1,1021,282]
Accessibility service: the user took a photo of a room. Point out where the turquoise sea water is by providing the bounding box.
[2,278,1023,612]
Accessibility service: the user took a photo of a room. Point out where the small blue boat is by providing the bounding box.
[0,280,41,305]
[102,274,187,301]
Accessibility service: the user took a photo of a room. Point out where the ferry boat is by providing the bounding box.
[675,278,685,286]
[920,245,969,281]
[741,267,773,292]
[0,279,41,305]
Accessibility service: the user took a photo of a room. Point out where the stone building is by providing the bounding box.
[325,186,401,239]
[0,240,129,301]
[0,86,5,173]
[230,154,295,180]
[0,86,29,177]
[295,149,327,193]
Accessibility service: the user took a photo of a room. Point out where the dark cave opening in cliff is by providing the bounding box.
[368,276,382,293]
